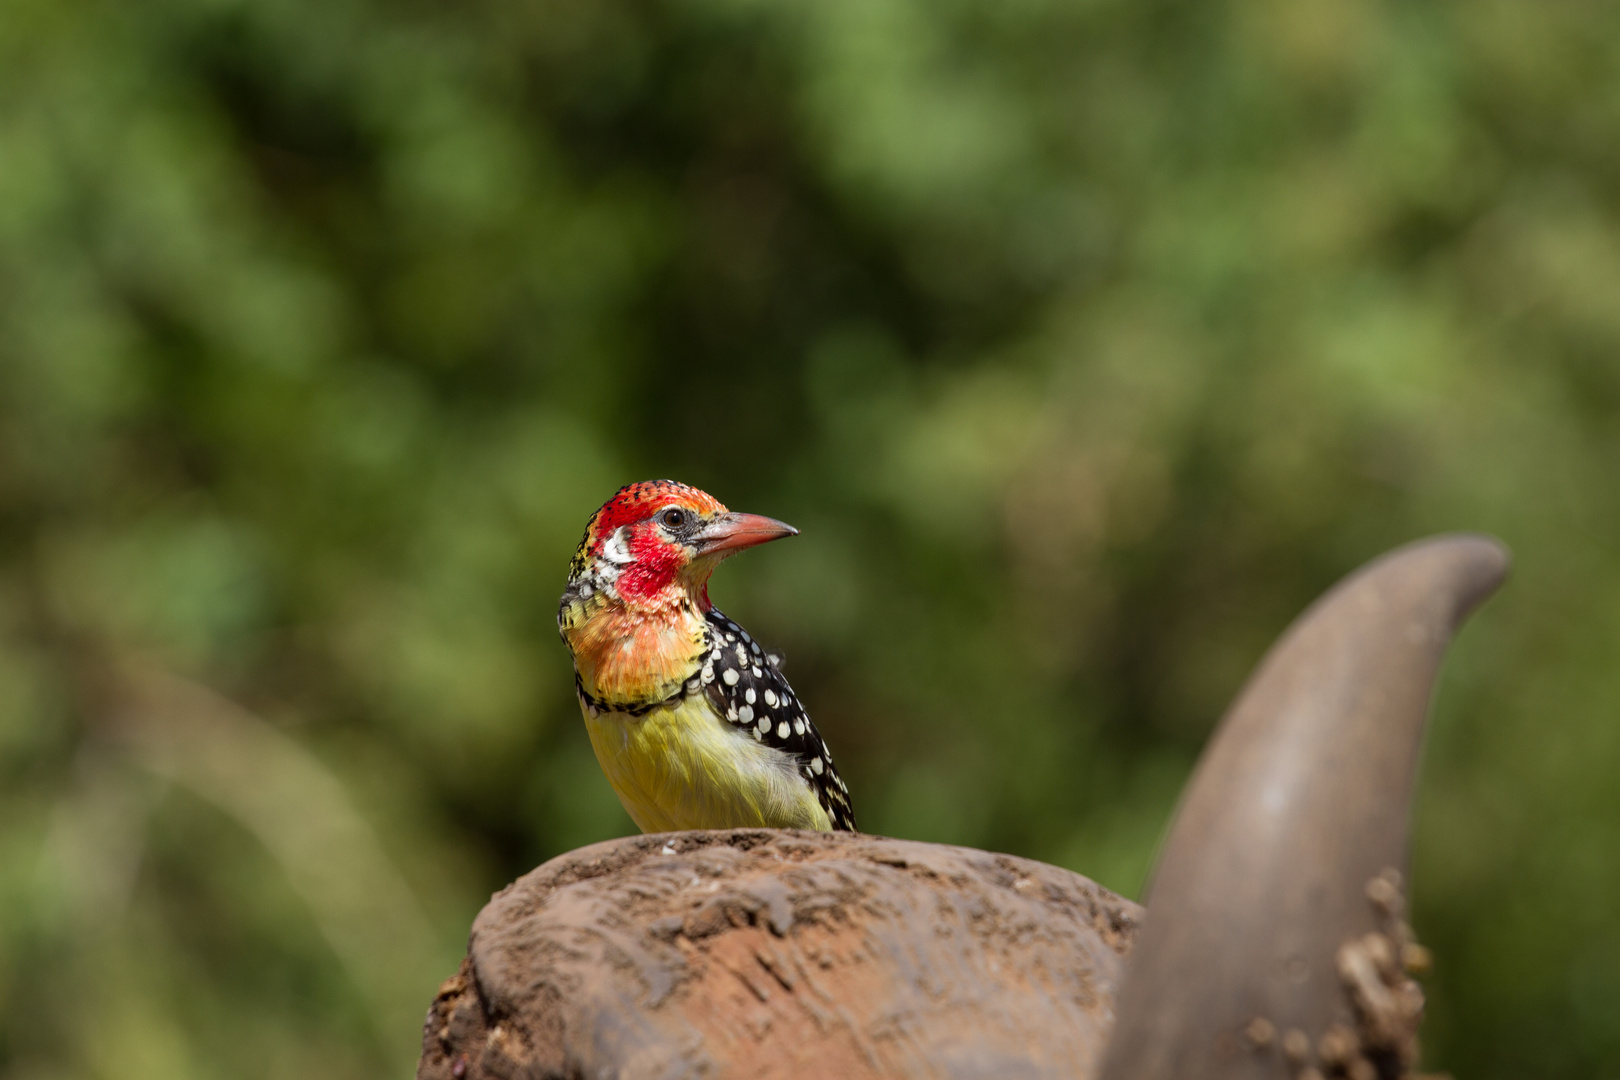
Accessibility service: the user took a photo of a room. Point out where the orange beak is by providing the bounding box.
[693,512,799,557]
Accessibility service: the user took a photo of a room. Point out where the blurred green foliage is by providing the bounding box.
[2,0,1619,1075]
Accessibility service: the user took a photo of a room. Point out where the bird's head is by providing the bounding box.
[559,480,797,705]
[561,480,797,619]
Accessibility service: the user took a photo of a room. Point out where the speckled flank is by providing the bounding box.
[697,609,857,831]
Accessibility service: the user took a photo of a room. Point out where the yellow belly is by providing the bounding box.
[582,693,833,832]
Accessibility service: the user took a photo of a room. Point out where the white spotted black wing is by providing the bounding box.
[696,609,856,831]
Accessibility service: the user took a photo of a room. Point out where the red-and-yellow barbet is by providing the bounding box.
[558,481,856,832]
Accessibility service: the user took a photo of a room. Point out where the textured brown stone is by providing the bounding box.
[418,830,1140,1080]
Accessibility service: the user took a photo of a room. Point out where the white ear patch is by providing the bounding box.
[602,527,635,566]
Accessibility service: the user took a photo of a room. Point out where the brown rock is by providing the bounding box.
[419,829,1141,1080]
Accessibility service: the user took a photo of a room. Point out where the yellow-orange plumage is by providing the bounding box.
[562,592,704,706]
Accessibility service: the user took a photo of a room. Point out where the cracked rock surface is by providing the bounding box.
[418,829,1141,1080]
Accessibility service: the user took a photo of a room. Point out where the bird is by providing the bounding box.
[558,480,857,833]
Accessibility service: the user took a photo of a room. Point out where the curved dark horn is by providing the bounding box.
[1098,534,1510,1080]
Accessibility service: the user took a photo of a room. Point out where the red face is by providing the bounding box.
[568,480,797,607]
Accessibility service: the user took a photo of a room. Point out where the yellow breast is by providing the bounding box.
[582,693,833,833]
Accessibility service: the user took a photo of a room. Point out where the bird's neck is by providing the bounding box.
[564,586,709,708]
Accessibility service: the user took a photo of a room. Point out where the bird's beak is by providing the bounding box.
[693,512,799,557]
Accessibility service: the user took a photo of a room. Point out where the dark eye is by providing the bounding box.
[660,507,689,530]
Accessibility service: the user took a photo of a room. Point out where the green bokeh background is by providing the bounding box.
[3,0,1618,1075]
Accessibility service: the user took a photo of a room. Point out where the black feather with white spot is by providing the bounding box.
[691,608,857,831]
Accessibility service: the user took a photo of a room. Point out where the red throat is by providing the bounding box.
[614,525,712,610]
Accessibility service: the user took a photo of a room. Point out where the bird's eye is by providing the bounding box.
[660,507,688,530]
